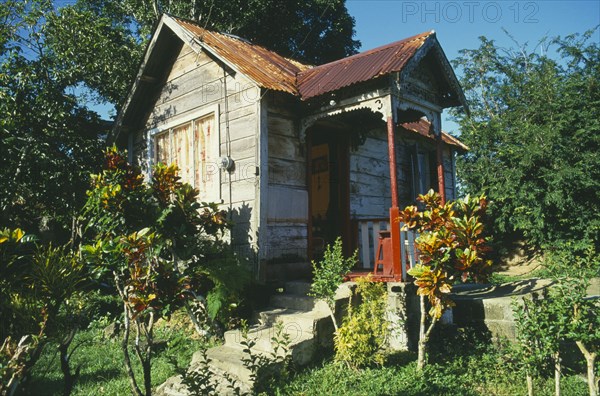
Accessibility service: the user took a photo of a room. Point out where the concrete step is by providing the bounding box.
[284,281,312,296]
[270,294,329,311]
[270,282,354,312]
[254,307,330,333]
[156,282,357,395]
[224,321,314,354]
[204,345,253,385]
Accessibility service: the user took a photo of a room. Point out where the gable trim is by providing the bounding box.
[400,35,468,111]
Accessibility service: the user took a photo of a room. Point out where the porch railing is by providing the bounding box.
[353,217,419,281]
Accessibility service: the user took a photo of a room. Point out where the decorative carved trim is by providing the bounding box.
[394,98,441,136]
[300,94,392,141]
[398,35,467,110]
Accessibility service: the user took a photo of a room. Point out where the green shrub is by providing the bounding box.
[335,276,387,368]
[309,237,356,331]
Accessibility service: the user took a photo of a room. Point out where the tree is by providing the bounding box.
[1,0,359,239]
[60,0,359,66]
[451,29,600,254]
[0,0,105,241]
[398,190,492,370]
[41,0,359,110]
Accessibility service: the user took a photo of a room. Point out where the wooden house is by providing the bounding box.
[114,14,468,282]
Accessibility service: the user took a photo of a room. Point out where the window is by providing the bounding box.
[153,113,219,202]
[410,145,437,202]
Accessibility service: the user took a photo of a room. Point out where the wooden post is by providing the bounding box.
[436,134,446,204]
[387,116,399,208]
[390,206,401,279]
[387,116,401,279]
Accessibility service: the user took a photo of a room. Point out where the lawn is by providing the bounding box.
[25,317,589,396]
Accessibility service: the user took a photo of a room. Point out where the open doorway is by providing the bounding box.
[308,125,350,261]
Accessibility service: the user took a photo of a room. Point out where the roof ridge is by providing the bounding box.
[299,30,433,75]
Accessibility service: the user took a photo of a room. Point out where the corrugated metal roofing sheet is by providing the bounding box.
[173,17,434,101]
[297,31,433,100]
[174,17,311,95]
[401,119,469,152]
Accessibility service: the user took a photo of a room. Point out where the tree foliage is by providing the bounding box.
[451,29,600,253]
[68,0,360,66]
[38,0,359,110]
[0,0,105,240]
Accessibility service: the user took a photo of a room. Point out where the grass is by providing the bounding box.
[273,348,588,396]
[23,311,590,396]
[26,311,212,395]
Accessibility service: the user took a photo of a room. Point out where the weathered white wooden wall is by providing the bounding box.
[349,126,458,221]
[265,94,308,261]
[349,126,429,220]
[349,127,391,219]
[130,43,261,259]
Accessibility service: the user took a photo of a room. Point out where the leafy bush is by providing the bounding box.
[309,237,356,331]
[1,228,88,394]
[80,147,248,396]
[335,276,387,368]
[398,190,493,370]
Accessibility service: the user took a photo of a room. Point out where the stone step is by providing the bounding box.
[205,345,253,385]
[224,322,314,355]
[254,307,330,333]
[270,282,354,312]
[270,294,329,311]
[284,281,312,296]
[156,282,358,395]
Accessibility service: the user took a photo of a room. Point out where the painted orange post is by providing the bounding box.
[387,116,399,208]
[436,134,446,204]
[387,116,402,279]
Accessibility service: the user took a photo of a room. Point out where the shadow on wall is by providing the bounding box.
[229,202,257,274]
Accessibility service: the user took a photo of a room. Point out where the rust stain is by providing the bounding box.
[173,17,434,101]
[175,18,311,96]
[297,31,433,100]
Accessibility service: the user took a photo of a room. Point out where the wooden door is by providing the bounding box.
[308,127,350,260]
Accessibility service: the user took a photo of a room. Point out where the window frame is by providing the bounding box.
[145,105,221,202]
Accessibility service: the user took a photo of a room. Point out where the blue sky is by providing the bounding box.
[345,0,600,133]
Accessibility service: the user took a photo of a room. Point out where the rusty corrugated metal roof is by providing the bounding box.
[297,31,433,100]
[400,119,469,152]
[174,17,311,95]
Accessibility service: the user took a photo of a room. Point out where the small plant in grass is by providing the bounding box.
[549,245,599,396]
[180,348,241,396]
[398,190,492,371]
[334,275,388,368]
[512,293,559,396]
[308,237,357,332]
[241,320,292,394]
[512,244,599,396]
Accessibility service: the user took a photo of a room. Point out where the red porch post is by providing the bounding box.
[436,134,446,204]
[387,116,401,278]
